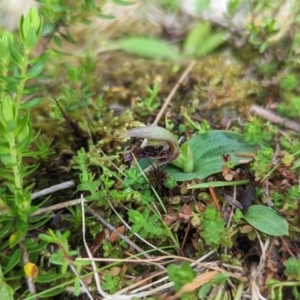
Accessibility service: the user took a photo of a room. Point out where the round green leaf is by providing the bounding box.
[243,205,288,236]
[0,281,14,300]
[167,131,258,180]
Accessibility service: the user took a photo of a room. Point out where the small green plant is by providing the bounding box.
[168,130,258,181]
[39,230,79,275]
[181,107,211,133]
[244,118,273,145]
[38,229,90,298]
[267,257,300,300]
[0,6,47,243]
[251,147,274,181]
[247,14,279,54]
[102,273,121,293]
[73,148,102,200]
[200,206,225,247]
[167,262,196,292]
[123,168,147,189]
[136,82,161,116]
[284,257,300,281]
[271,185,300,211]
[277,96,300,119]
[128,209,164,238]
[39,0,108,47]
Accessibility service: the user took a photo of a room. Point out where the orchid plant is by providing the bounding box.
[121,126,289,237]
[121,125,257,180]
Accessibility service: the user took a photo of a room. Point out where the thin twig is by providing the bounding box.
[250,104,300,132]
[80,195,109,299]
[31,198,85,216]
[77,251,222,299]
[88,207,153,259]
[31,180,75,200]
[78,254,215,266]
[114,270,166,295]
[153,60,197,126]
[68,264,94,300]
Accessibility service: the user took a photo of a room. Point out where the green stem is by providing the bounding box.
[172,152,194,173]
[271,281,300,289]
[233,282,244,300]
[8,133,23,192]
[260,163,280,182]
[171,141,194,173]
[214,285,227,300]
[183,110,202,132]
[16,52,29,107]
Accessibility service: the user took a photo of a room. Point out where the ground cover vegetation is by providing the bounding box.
[0,0,300,299]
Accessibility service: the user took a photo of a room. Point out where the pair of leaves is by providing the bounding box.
[118,22,225,60]
[167,130,257,181]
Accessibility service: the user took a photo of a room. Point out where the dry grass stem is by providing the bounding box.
[31,180,75,200]
[88,206,152,259]
[31,198,86,216]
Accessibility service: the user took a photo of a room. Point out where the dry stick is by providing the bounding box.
[77,252,222,298]
[31,198,84,216]
[249,104,300,132]
[113,270,166,296]
[68,264,94,300]
[80,195,108,300]
[31,180,75,200]
[78,254,215,266]
[88,207,153,259]
[153,60,197,126]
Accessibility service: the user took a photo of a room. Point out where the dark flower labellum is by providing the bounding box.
[124,145,168,163]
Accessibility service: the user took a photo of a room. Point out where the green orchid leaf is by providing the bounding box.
[167,130,259,181]
[119,37,181,60]
[243,205,288,236]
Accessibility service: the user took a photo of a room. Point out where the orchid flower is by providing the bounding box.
[121,126,180,164]
[122,126,194,173]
